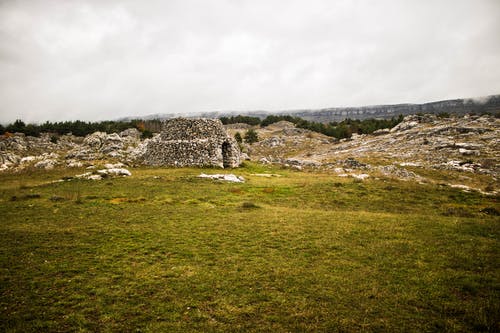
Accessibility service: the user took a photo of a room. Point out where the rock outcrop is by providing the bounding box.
[0,130,141,171]
[242,114,499,191]
[0,114,497,193]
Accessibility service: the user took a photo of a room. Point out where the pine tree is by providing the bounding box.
[234,132,243,143]
[244,129,258,144]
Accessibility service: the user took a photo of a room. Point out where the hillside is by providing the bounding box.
[120,94,500,123]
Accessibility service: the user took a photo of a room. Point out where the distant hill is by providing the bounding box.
[120,94,500,123]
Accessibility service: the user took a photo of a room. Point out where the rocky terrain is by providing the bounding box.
[235,114,499,194]
[0,128,143,173]
[1,114,498,194]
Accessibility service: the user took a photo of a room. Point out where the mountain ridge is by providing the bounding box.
[119,94,500,123]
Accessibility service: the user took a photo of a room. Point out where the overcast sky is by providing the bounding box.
[1,0,499,123]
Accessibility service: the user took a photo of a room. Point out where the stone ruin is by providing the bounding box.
[140,118,241,168]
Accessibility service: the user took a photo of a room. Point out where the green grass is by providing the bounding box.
[0,164,498,332]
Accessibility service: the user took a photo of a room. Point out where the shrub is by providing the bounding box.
[241,202,260,209]
[234,132,243,144]
[244,129,259,144]
[141,130,154,139]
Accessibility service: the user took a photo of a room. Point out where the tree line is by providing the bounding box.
[0,119,151,138]
[221,114,405,139]
[1,114,405,140]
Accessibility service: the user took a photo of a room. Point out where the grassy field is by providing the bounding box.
[0,163,498,332]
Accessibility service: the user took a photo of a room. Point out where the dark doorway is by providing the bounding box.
[222,141,231,168]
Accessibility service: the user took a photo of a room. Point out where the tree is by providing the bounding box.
[244,129,259,144]
[6,119,26,133]
[141,130,153,139]
[234,132,242,143]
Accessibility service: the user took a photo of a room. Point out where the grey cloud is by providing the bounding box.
[0,0,499,123]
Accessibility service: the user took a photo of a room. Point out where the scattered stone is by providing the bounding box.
[34,159,58,170]
[261,137,285,148]
[73,168,131,180]
[399,162,421,167]
[97,168,132,177]
[373,128,390,135]
[352,174,370,180]
[104,163,125,169]
[448,184,472,192]
[342,158,367,169]
[198,173,245,183]
[67,160,84,168]
[20,156,37,164]
[284,158,321,167]
[378,165,421,180]
[75,172,93,179]
[458,148,480,156]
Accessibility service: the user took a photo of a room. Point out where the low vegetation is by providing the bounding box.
[0,119,147,137]
[0,163,498,332]
[222,114,405,139]
[2,114,403,141]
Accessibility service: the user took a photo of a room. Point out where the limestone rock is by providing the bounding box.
[34,159,58,170]
[120,128,141,140]
[198,173,245,183]
[284,158,321,168]
[97,168,131,177]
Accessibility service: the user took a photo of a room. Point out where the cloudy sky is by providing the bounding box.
[0,0,499,123]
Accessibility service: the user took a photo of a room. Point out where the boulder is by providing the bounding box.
[198,173,245,183]
[97,168,131,177]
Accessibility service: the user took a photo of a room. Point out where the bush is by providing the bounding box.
[141,130,154,139]
[234,132,242,143]
[244,129,259,144]
[241,202,260,209]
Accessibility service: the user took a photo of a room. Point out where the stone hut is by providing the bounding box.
[141,118,241,168]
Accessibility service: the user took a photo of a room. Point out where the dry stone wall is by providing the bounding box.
[141,118,241,168]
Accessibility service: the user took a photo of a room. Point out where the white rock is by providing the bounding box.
[97,168,131,176]
[458,148,480,156]
[399,162,421,167]
[120,128,141,139]
[449,184,471,192]
[34,159,58,170]
[198,173,245,183]
[104,162,125,169]
[21,156,38,164]
[75,172,93,179]
[352,173,370,180]
[67,161,84,168]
